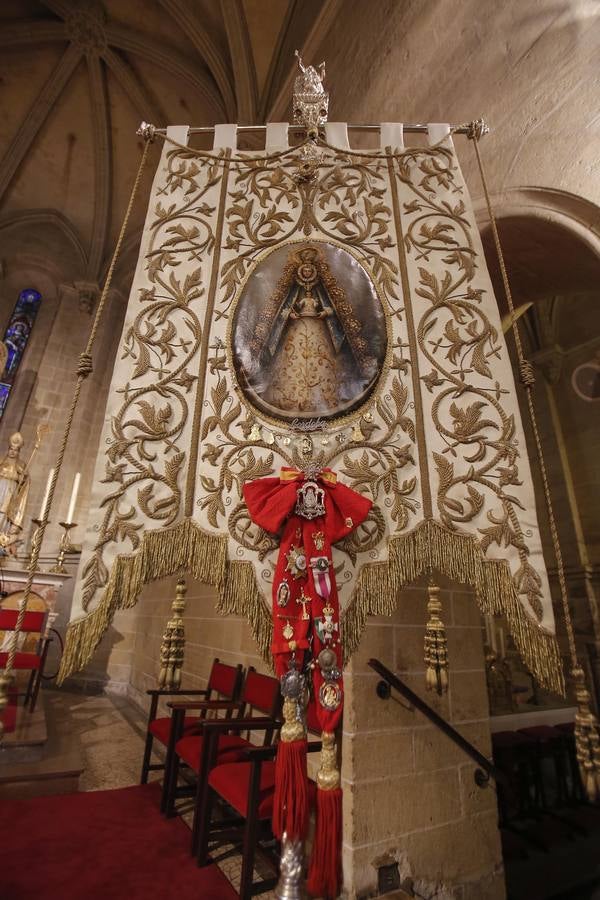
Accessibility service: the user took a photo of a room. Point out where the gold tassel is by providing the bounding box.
[424,579,448,695]
[316,731,341,791]
[572,666,600,802]
[158,577,187,689]
[281,696,306,743]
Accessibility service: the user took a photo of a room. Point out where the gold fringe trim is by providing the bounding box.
[342,519,565,697]
[59,516,564,697]
[218,559,273,667]
[57,518,228,683]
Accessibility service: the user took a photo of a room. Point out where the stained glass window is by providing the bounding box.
[0,289,42,419]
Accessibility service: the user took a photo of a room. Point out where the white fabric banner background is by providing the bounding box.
[59,127,562,693]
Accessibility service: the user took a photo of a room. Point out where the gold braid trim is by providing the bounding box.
[342,519,564,697]
[57,518,228,683]
[219,559,273,666]
[58,519,562,695]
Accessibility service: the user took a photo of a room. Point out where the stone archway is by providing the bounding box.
[474,188,600,710]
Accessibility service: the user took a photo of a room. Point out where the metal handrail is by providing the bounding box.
[368,658,508,787]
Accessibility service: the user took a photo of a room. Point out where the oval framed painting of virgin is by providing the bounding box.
[230,241,388,424]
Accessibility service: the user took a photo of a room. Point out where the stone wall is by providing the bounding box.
[128,575,270,708]
[341,577,503,900]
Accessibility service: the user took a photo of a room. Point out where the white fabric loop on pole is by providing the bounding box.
[380,123,404,151]
[213,124,238,150]
[166,125,190,147]
[265,122,289,152]
[427,123,451,146]
[325,122,350,149]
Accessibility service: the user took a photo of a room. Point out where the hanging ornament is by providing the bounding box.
[249,423,262,441]
[351,422,363,442]
[424,578,449,695]
[158,577,187,689]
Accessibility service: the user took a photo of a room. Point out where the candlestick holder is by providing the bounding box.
[49,522,77,574]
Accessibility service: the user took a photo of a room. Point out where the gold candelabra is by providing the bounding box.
[49,522,77,575]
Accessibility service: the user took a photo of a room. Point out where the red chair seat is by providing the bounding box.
[0,652,41,670]
[148,716,198,745]
[209,761,317,820]
[176,733,250,772]
[209,760,277,819]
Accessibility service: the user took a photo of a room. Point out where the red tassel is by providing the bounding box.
[272,738,309,840]
[307,786,342,899]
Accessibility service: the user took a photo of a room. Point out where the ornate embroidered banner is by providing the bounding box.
[59,126,562,693]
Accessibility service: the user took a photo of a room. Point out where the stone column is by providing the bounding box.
[341,576,505,900]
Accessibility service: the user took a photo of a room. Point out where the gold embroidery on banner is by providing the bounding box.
[185,150,233,515]
[396,146,544,622]
[80,149,225,610]
[387,151,433,520]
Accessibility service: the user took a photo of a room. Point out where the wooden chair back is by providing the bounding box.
[235,668,281,746]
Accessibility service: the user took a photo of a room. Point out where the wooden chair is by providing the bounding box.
[140,657,243,798]
[164,669,282,856]
[197,702,322,900]
[0,608,50,713]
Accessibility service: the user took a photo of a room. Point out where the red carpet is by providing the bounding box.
[1,783,238,900]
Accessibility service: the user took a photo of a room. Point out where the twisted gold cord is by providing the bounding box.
[470,134,576,662]
[470,127,600,800]
[0,139,151,738]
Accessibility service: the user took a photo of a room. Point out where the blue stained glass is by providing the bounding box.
[0,289,42,419]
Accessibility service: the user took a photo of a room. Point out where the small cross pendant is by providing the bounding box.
[296,589,311,620]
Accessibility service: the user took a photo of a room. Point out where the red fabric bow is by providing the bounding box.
[244,466,371,729]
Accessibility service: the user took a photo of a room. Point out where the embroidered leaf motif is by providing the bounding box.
[433,452,454,494]
[449,401,498,440]
[201,443,223,466]
[422,369,445,392]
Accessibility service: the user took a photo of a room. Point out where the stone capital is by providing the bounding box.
[73,281,100,315]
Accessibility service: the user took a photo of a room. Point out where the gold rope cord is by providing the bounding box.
[156,129,454,165]
[469,122,600,800]
[0,139,151,738]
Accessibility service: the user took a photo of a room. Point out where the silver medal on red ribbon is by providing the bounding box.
[310,555,331,600]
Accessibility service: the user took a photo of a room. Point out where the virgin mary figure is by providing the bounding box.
[246,245,377,420]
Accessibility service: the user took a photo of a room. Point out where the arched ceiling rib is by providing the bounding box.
[0,18,66,45]
[221,0,258,123]
[0,0,339,293]
[0,43,82,203]
[102,47,166,125]
[87,53,111,280]
[158,0,237,119]
[105,23,225,118]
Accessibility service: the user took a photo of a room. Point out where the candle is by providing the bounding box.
[484,615,492,646]
[66,472,81,524]
[39,468,55,520]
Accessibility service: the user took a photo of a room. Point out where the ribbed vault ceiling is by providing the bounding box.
[0,0,333,286]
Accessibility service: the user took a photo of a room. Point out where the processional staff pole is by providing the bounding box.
[0,138,153,739]
[468,120,600,802]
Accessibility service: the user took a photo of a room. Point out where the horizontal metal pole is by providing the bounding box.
[150,122,473,136]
